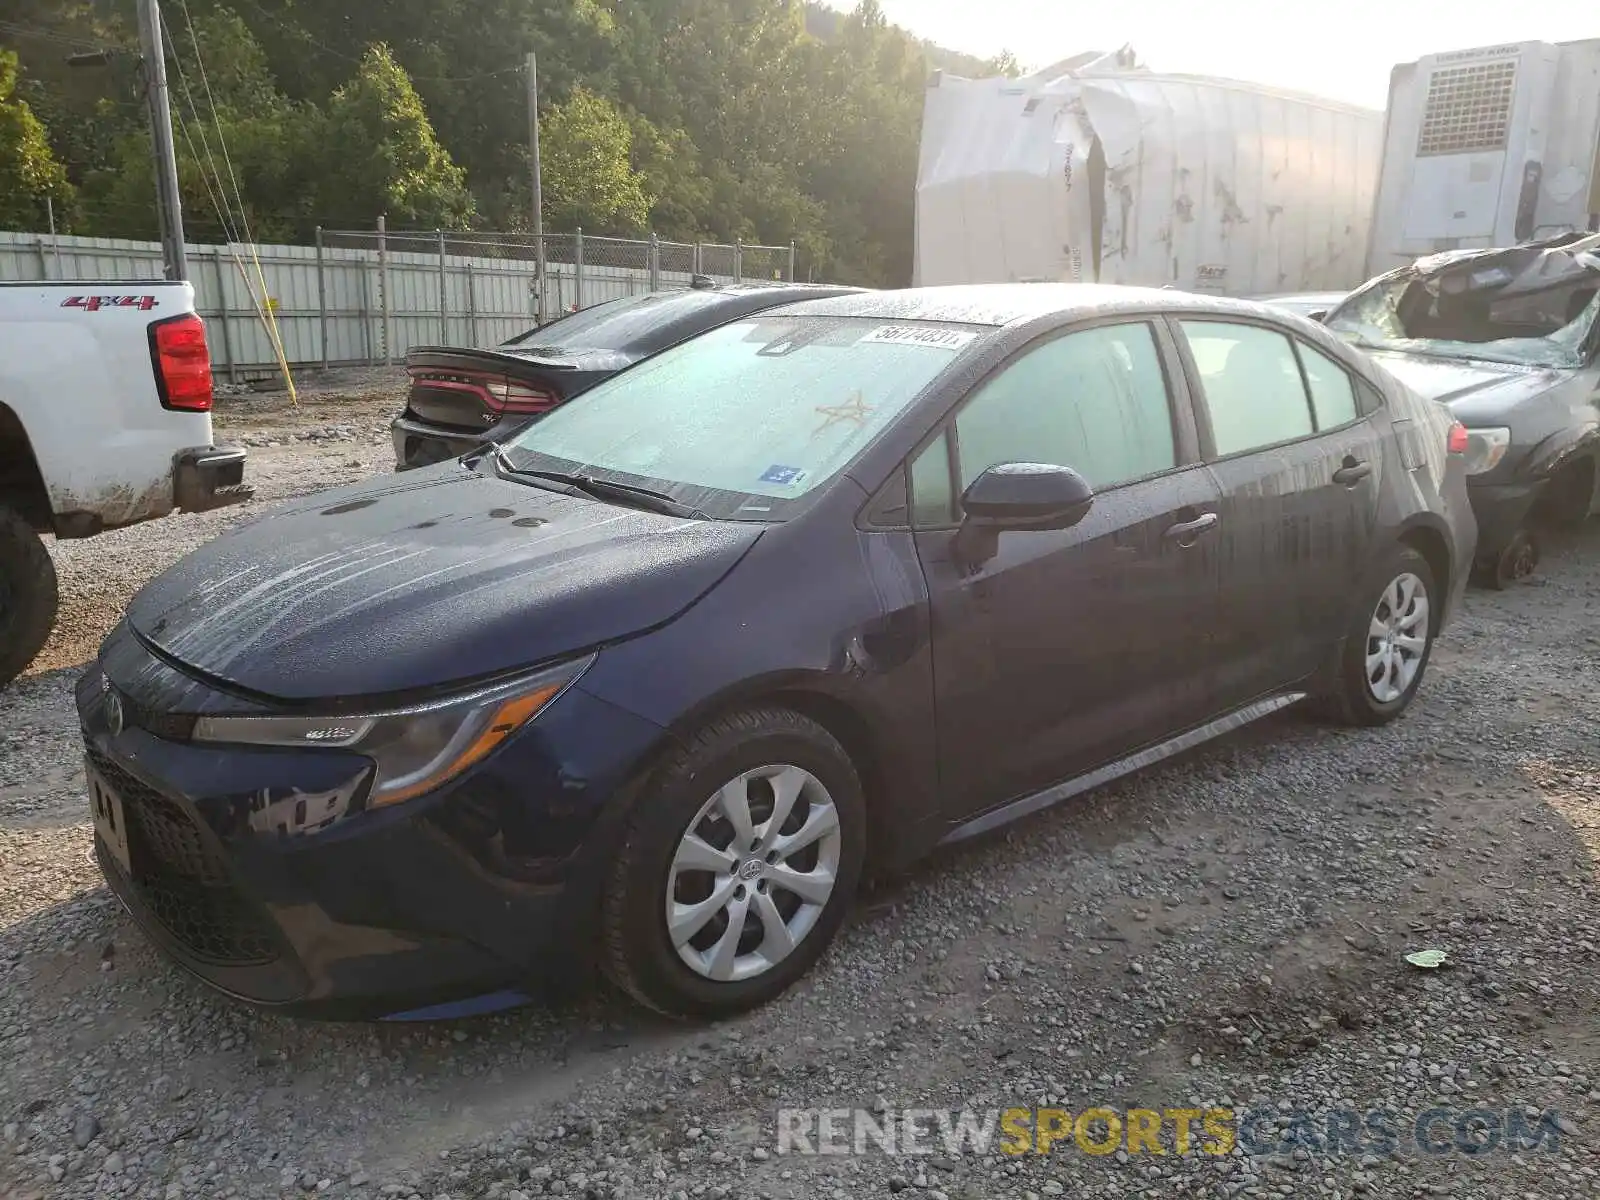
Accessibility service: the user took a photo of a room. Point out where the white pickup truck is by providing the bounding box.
[0,280,250,686]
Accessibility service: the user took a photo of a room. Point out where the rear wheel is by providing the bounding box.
[1320,544,1436,727]
[0,504,58,687]
[601,707,866,1018]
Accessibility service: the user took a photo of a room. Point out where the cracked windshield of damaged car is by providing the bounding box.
[1328,247,1600,369]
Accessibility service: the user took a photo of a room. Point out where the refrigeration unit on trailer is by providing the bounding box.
[914,53,1385,295]
[1368,39,1600,277]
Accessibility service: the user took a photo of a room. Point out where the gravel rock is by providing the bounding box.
[71,1113,98,1149]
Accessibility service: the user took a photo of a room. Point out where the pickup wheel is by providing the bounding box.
[0,505,58,688]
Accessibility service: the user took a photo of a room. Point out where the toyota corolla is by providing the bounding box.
[79,285,1476,1020]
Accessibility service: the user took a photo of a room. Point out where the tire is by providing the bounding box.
[1475,529,1540,591]
[0,505,58,688]
[601,707,867,1018]
[1319,544,1437,727]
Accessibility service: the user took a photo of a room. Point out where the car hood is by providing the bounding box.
[126,464,762,703]
[1366,351,1570,426]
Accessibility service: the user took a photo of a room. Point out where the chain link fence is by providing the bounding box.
[0,225,805,376]
[696,242,738,280]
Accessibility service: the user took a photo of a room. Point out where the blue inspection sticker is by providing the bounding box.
[759,464,808,487]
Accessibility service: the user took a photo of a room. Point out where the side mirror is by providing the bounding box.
[952,462,1094,567]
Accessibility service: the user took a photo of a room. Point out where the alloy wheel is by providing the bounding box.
[665,764,842,983]
[1365,571,1429,704]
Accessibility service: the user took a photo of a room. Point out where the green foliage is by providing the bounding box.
[81,20,472,239]
[539,87,650,235]
[0,49,75,229]
[4,0,1022,285]
[319,44,476,229]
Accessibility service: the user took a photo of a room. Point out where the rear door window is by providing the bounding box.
[1295,342,1360,429]
[1178,321,1315,456]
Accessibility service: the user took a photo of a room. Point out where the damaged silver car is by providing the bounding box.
[1325,232,1600,586]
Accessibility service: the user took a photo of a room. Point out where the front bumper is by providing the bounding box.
[1465,477,1546,561]
[75,660,668,1019]
[174,445,252,512]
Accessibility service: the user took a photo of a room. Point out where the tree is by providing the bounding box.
[0,49,74,229]
[82,11,324,241]
[10,0,1010,285]
[627,114,711,242]
[318,45,475,229]
[539,87,651,235]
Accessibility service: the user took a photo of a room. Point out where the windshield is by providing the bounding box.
[500,290,733,352]
[501,315,982,520]
[1327,275,1600,369]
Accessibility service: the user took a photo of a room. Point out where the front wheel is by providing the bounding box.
[1319,545,1437,727]
[1477,529,1540,590]
[0,505,59,688]
[601,708,866,1018]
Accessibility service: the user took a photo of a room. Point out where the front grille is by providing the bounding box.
[122,694,197,742]
[130,873,280,965]
[89,748,280,966]
[94,750,227,884]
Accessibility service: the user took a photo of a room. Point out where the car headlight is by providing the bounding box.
[193,656,593,809]
[1462,427,1512,476]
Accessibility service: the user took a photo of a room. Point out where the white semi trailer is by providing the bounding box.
[1367,38,1600,277]
[914,50,1385,296]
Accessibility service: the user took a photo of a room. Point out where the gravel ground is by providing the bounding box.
[4,376,1600,1199]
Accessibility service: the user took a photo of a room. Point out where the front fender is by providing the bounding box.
[575,520,943,874]
[1521,422,1600,483]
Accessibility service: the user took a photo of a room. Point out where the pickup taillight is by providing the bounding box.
[149,313,215,412]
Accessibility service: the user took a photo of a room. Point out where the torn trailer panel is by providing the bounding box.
[915,59,1385,296]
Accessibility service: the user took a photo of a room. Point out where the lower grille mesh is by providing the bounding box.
[89,748,280,966]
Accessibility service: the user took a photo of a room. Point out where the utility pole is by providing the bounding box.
[137,0,187,281]
[526,51,545,325]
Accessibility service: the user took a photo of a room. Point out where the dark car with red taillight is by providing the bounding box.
[392,281,863,470]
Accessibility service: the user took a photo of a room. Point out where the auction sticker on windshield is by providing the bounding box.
[759,465,809,487]
[859,325,978,352]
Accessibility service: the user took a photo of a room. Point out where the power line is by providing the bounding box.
[172,0,254,246]
[225,0,523,85]
[0,20,120,52]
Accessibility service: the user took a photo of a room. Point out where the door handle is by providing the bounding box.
[1333,459,1372,487]
[1163,512,1219,545]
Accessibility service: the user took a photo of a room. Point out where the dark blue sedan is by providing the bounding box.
[79,285,1477,1019]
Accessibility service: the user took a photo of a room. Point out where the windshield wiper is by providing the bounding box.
[491,449,710,520]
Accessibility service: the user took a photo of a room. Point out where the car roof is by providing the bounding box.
[774,283,1297,327]
[700,283,864,298]
[1249,291,1348,304]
